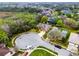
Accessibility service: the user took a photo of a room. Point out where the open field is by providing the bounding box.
[0,12,14,18]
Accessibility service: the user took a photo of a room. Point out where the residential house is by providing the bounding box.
[61,8,72,14]
[48,17,57,24]
[37,23,51,32]
[41,8,52,17]
[0,43,15,56]
[67,33,79,55]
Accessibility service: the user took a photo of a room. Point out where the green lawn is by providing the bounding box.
[37,46,58,55]
[29,46,58,56]
[29,49,55,56]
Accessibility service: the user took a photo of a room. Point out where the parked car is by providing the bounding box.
[55,45,62,49]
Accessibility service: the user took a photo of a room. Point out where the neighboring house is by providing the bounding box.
[41,8,52,17]
[50,27,59,31]
[61,8,72,14]
[0,43,15,56]
[67,43,78,55]
[67,33,79,55]
[48,17,57,24]
[0,48,10,56]
[37,23,51,32]
[68,33,79,45]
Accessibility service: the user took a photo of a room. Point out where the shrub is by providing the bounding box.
[0,24,12,36]
[57,20,63,26]
[66,14,72,18]
[41,16,48,23]
[0,29,9,45]
[36,14,43,23]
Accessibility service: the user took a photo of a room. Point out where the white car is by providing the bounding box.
[26,45,34,50]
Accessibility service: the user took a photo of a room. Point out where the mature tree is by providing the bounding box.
[57,19,63,26]
[0,29,9,45]
[36,14,43,23]
[0,24,12,36]
[66,14,72,18]
[41,15,48,23]
[77,21,79,29]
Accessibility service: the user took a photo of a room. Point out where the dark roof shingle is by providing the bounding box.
[0,48,10,56]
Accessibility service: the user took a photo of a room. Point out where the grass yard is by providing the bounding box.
[37,46,58,55]
[29,49,55,56]
[29,46,58,56]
